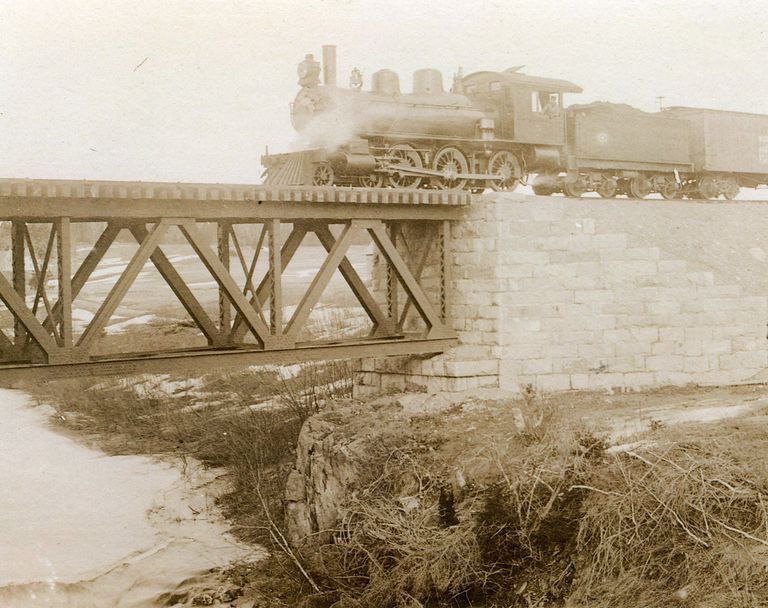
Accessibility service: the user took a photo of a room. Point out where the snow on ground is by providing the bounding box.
[104,314,156,335]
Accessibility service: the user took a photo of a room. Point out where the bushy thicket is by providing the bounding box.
[293,405,768,608]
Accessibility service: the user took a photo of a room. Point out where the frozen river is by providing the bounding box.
[0,390,254,607]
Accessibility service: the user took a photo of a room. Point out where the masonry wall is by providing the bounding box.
[355,193,768,396]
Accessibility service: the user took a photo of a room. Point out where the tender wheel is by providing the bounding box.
[697,175,719,200]
[629,176,652,199]
[488,150,523,192]
[597,178,618,198]
[564,178,586,198]
[432,146,470,190]
[723,177,740,200]
[359,173,383,188]
[659,177,680,200]
[312,163,334,186]
[386,143,423,189]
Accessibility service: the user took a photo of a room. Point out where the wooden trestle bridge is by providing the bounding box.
[0,179,468,381]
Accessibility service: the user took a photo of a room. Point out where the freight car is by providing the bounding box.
[262,46,768,199]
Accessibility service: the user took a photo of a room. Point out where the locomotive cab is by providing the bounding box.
[462,70,581,146]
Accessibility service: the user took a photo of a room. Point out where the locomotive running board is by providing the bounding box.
[384,164,505,181]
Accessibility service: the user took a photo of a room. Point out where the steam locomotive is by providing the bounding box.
[262,46,768,199]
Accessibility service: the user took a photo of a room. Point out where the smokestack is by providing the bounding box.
[322,45,337,87]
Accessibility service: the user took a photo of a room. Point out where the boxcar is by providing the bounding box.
[663,107,768,183]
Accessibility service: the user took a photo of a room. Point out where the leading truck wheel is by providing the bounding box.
[432,146,469,190]
[386,143,423,189]
[312,163,335,186]
[488,150,523,192]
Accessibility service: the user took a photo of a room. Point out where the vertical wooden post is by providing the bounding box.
[11,221,26,346]
[439,220,451,323]
[217,221,232,333]
[268,219,282,337]
[386,222,399,327]
[57,218,73,347]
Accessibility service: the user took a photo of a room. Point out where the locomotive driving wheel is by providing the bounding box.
[312,163,335,186]
[433,146,469,190]
[488,150,523,192]
[386,143,423,189]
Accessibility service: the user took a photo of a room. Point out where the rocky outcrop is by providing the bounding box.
[284,390,528,549]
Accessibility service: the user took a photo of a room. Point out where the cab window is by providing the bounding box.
[531,91,560,114]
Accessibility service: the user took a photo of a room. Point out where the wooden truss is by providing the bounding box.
[0,183,462,380]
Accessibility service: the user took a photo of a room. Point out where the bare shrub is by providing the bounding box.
[572,420,768,607]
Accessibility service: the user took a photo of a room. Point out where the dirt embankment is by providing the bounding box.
[281,384,768,608]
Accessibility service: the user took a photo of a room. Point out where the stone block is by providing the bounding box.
[623,372,655,388]
[574,289,614,304]
[443,360,498,377]
[651,341,677,356]
[594,233,628,249]
[522,358,553,375]
[701,340,732,355]
[535,374,572,392]
[646,300,682,315]
[645,355,685,372]
[719,351,768,370]
[657,260,687,273]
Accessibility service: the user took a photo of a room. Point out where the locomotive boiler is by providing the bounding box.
[262,45,768,199]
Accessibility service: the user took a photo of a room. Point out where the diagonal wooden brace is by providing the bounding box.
[129,224,222,346]
[230,224,307,342]
[284,223,358,338]
[313,224,395,337]
[42,223,122,335]
[180,222,285,348]
[368,222,451,338]
[77,221,170,351]
[0,270,59,356]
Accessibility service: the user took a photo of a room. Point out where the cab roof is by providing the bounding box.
[462,69,583,94]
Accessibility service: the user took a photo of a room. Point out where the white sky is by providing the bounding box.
[1,0,766,183]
